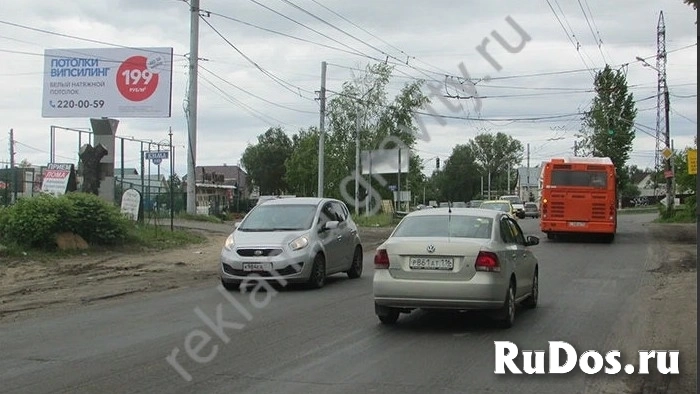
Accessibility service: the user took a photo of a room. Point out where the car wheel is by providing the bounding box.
[221,279,240,291]
[546,232,555,240]
[376,304,400,325]
[496,283,516,328]
[346,246,363,279]
[307,254,326,289]
[523,269,538,309]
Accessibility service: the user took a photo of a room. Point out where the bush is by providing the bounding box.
[61,192,130,245]
[0,193,75,248]
[0,192,130,249]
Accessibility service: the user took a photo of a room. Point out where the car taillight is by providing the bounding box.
[475,251,501,272]
[374,249,390,269]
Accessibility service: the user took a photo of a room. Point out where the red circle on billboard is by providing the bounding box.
[116,56,159,102]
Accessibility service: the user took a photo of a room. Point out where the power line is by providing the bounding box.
[199,16,316,101]
[545,0,597,78]
[245,0,369,58]
[308,0,408,61]
[577,0,608,64]
[582,0,615,63]
[202,9,364,58]
[279,0,392,60]
[670,107,697,124]
[198,64,317,114]
[413,111,582,122]
[0,19,183,58]
[198,72,293,127]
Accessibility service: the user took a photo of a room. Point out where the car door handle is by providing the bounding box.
[337,236,343,241]
[511,253,518,259]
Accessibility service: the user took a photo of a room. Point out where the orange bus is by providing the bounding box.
[540,157,617,242]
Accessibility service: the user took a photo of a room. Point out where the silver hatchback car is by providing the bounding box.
[220,197,363,290]
[373,208,540,328]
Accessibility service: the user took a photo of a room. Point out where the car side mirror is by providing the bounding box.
[319,220,340,233]
[525,235,539,246]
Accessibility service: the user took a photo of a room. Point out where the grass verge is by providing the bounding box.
[352,213,401,227]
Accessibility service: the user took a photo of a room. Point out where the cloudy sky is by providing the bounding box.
[0,0,696,179]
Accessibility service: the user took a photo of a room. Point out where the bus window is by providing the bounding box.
[551,170,607,187]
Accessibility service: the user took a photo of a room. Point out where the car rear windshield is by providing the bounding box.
[480,202,510,212]
[551,170,607,187]
[238,204,317,231]
[500,196,522,204]
[392,215,493,239]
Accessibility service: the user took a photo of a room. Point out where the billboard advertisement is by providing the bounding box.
[361,149,410,175]
[42,47,173,118]
[40,163,76,195]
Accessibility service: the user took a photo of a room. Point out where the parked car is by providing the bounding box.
[479,200,517,220]
[220,197,363,290]
[523,202,540,218]
[373,208,540,327]
[499,195,525,218]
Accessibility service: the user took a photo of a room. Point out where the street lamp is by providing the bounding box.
[636,56,674,213]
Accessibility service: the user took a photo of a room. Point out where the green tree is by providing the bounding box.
[577,65,637,190]
[284,128,319,196]
[241,127,293,195]
[306,62,429,204]
[468,132,524,193]
[673,146,697,194]
[438,144,482,201]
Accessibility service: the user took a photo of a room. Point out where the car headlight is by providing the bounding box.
[223,234,235,251]
[289,235,309,251]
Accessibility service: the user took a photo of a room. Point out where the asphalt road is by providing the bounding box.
[1,214,662,393]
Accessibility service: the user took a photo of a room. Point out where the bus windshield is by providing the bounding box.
[551,170,607,187]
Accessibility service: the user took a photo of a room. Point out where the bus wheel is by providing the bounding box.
[547,233,555,240]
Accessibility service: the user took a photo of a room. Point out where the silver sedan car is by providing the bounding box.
[220,198,363,290]
[373,208,540,328]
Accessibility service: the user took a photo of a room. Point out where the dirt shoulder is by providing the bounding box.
[0,225,393,323]
[624,223,697,393]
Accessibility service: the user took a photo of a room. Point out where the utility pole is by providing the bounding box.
[573,141,578,156]
[354,107,360,215]
[9,128,16,203]
[169,127,174,232]
[317,61,327,198]
[507,164,511,194]
[488,171,491,200]
[186,0,200,215]
[526,143,530,200]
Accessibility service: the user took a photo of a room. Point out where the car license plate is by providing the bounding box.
[568,221,586,227]
[242,263,272,272]
[409,257,454,270]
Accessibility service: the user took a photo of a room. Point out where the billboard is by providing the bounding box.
[42,47,173,118]
[361,149,410,175]
[41,163,76,195]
